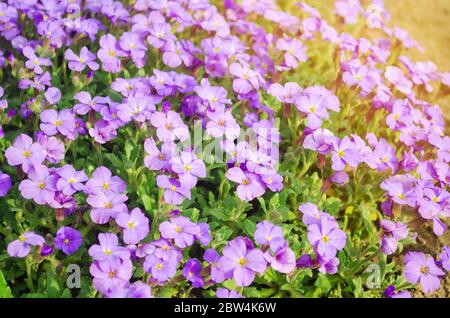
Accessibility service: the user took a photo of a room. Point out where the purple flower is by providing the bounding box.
[218,237,267,287]
[86,166,127,195]
[303,128,336,155]
[156,175,191,205]
[195,222,212,246]
[5,133,46,172]
[331,136,361,171]
[318,256,340,275]
[56,165,88,195]
[182,258,204,288]
[40,109,76,139]
[380,220,408,255]
[264,243,296,274]
[65,47,99,72]
[88,233,131,263]
[144,138,174,171]
[162,41,193,68]
[117,96,155,123]
[216,288,244,298]
[204,249,225,283]
[380,175,417,207]
[7,232,45,257]
[0,170,12,197]
[226,167,265,201]
[254,221,285,250]
[119,32,147,68]
[38,135,65,164]
[44,87,61,105]
[116,208,150,245]
[404,252,444,294]
[40,245,54,257]
[384,285,411,298]
[206,106,241,141]
[438,246,450,271]
[150,111,189,143]
[298,203,330,226]
[90,259,133,294]
[143,254,178,283]
[170,151,206,188]
[194,78,231,109]
[307,217,347,259]
[74,92,109,115]
[295,94,329,129]
[159,216,199,248]
[385,66,412,95]
[23,46,51,74]
[97,34,127,73]
[54,227,83,255]
[19,165,57,205]
[87,191,128,224]
[229,62,261,95]
[105,282,153,298]
[147,22,175,49]
[276,35,307,69]
[343,64,379,94]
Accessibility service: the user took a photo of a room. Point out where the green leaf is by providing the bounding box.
[46,271,61,298]
[0,270,13,298]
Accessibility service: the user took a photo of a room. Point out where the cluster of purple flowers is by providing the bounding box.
[297,203,347,274]
[0,0,449,299]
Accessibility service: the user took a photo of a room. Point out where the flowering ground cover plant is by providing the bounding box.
[0,0,449,299]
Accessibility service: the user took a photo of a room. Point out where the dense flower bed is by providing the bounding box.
[0,0,449,298]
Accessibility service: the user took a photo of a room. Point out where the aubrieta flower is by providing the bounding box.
[19,164,58,205]
[331,136,361,171]
[86,166,127,195]
[90,258,133,294]
[343,64,380,95]
[40,109,76,139]
[380,220,408,255]
[438,246,450,271]
[385,66,413,95]
[404,252,444,294]
[144,138,175,171]
[87,191,128,224]
[383,285,411,298]
[105,282,152,298]
[276,35,307,69]
[44,87,61,105]
[229,62,261,95]
[380,174,418,207]
[5,133,46,173]
[204,249,225,283]
[7,232,45,258]
[264,243,296,274]
[216,288,244,298]
[295,93,330,129]
[170,151,206,188]
[143,254,178,283]
[0,170,12,197]
[73,92,110,115]
[307,216,347,260]
[194,78,231,109]
[218,237,267,287]
[117,96,155,123]
[54,227,83,255]
[65,47,99,72]
[182,258,204,288]
[254,221,285,251]
[303,128,336,155]
[150,111,189,143]
[225,167,265,201]
[116,208,150,245]
[56,165,88,195]
[159,216,199,248]
[97,34,127,73]
[119,32,147,68]
[156,175,191,205]
[23,46,51,74]
[88,233,130,263]
[206,105,241,141]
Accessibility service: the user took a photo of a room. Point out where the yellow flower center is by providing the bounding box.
[55,120,62,127]
[108,271,116,278]
[381,156,388,163]
[105,201,112,209]
[393,114,399,120]
[68,177,76,184]
[242,178,250,185]
[184,165,191,172]
[397,194,405,200]
[102,182,110,190]
[104,249,112,255]
[210,97,217,103]
[322,235,330,242]
[420,266,429,274]
[128,221,135,229]
[79,58,86,63]
[432,196,438,203]
[355,74,363,81]
[64,239,70,244]
[19,235,26,242]
[338,150,345,158]
[170,185,176,192]
[109,50,116,57]
[218,119,225,126]
[309,106,316,113]
[38,183,46,189]
[158,154,165,160]
[237,258,247,266]
[156,263,164,270]
[23,150,31,158]
[175,226,183,233]
[130,43,136,49]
